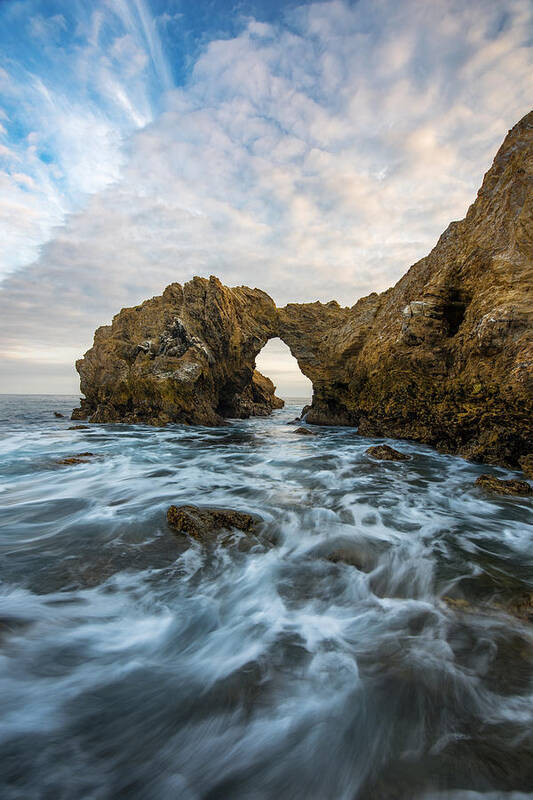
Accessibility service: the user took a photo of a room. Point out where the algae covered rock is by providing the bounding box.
[519,454,533,479]
[57,452,97,466]
[365,445,410,461]
[72,276,281,426]
[167,504,258,542]
[288,111,533,469]
[293,426,317,436]
[223,370,284,418]
[475,474,532,496]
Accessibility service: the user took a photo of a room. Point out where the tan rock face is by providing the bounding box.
[282,111,533,468]
[73,112,532,468]
[73,276,282,426]
[223,370,284,419]
[336,110,533,469]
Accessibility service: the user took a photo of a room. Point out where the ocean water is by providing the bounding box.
[0,394,532,800]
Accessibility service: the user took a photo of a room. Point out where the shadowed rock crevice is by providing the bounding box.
[73,111,532,469]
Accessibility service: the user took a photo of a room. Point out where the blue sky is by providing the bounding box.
[0,0,531,394]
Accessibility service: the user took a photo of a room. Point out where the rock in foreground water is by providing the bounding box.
[326,549,369,571]
[167,504,258,542]
[475,474,532,496]
[57,452,97,465]
[366,444,410,461]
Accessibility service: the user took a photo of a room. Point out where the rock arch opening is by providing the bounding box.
[256,338,312,403]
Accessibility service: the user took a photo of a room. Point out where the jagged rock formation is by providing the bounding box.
[73,111,532,469]
[291,110,532,468]
[474,474,532,497]
[224,370,284,418]
[73,277,283,426]
[365,445,410,461]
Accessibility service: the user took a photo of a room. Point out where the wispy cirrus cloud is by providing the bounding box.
[0,0,531,393]
[0,0,173,277]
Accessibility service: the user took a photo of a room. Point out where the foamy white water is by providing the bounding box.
[0,395,532,799]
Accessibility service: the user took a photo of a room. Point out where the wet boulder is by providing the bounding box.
[71,405,89,421]
[68,424,90,430]
[57,452,97,466]
[293,427,317,436]
[475,474,532,496]
[310,536,389,574]
[166,504,260,545]
[54,412,64,418]
[366,444,410,461]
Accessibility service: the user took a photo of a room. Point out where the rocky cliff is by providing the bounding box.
[73,111,532,469]
[72,277,282,426]
[292,111,533,468]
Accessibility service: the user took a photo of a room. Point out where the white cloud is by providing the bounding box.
[0,0,532,394]
[28,13,67,41]
[0,0,174,279]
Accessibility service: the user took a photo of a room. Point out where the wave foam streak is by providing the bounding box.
[0,396,532,798]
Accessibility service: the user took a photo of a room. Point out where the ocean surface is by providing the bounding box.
[1,394,532,800]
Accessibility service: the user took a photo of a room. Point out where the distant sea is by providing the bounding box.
[1,394,532,798]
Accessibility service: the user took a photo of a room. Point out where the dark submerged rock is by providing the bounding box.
[443,592,533,625]
[507,592,533,622]
[68,424,90,430]
[442,562,533,625]
[475,474,532,496]
[310,535,389,574]
[54,412,64,418]
[366,444,410,461]
[326,549,369,572]
[57,452,97,466]
[71,405,89,420]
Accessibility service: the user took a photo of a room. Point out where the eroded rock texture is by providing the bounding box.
[73,112,532,468]
[73,277,282,426]
[283,111,533,468]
